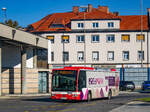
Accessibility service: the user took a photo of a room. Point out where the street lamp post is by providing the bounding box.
[63,33,65,66]
[2,7,7,23]
[141,0,143,68]
[148,8,150,81]
[80,6,88,67]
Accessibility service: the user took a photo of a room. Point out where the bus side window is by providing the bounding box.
[56,75,59,87]
[78,71,86,91]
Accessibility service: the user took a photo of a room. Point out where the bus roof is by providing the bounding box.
[52,66,94,71]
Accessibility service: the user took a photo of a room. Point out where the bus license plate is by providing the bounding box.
[61,97,67,100]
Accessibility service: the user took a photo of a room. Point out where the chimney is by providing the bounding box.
[73,6,79,14]
[113,12,120,16]
[98,5,109,13]
[88,4,93,12]
[147,8,150,30]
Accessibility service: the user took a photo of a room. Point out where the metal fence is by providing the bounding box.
[95,67,150,87]
[120,68,149,86]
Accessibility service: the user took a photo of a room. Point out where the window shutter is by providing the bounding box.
[47,36,54,40]
[62,36,69,40]
[122,35,129,41]
[137,34,145,41]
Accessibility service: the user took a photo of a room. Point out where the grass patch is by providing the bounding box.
[135,97,150,102]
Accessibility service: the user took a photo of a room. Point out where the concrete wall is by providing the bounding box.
[42,31,149,67]
[1,68,39,94]
[2,45,33,68]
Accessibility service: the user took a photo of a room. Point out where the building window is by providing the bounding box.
[108,22,114,28]
[92,51,99,61]
[78,23,84,28]
[76,35,85,43]
[138,51,144,60]
[51,52,54,61]
[136,34,145,42]
[47,36,54,43]
[107,51,114,61]
[50,24,64,28]
[121,35,130,42]
[106,35,115,43]
[63,52,69,61]
[92,22,99,28]
[77,51,84,61]
[123,51,129,61]
[62,35,69,43]
[91,35,99,43]
[37,49,48,68]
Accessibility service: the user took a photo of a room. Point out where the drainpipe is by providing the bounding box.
[147,8,150,81]
[0,41,2,96]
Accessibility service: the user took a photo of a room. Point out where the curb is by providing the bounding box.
[109,101,148,112]
[0,94,50,99]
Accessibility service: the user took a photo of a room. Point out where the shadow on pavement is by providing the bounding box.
[21,97,113,104]
[21,97,85,103]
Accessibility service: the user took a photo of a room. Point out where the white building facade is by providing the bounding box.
[28,5,150,69]
[41,21,150,68]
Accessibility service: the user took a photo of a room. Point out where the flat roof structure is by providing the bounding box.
[0,23,48,95]
[0,23,48,48]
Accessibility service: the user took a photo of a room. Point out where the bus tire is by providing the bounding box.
[87,92,92,102]
[108,90,112,100]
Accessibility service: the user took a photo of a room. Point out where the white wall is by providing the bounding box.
[2,45,34,68]
[42,31,149,67]
[26,48,33,68]
[71,20,120,30]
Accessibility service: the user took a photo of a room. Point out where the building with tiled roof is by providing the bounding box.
[27,4,150,71]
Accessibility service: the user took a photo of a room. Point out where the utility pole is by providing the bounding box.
[80,6,88,66]
[147,8,150,80]
[62,33,65,66]
[141,0,143,68]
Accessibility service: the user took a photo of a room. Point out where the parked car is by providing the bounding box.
[119,81,135,91]
[141,81,150,91]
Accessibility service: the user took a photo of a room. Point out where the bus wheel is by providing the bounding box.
[87,92,92,102]
[108,90,112,100]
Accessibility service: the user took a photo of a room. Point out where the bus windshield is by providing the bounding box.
[52,70,77,91]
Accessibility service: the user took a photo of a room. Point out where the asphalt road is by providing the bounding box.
[0,92,150,112]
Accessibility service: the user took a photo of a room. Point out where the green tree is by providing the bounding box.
[13,21,18,28]
[5,19,21,28]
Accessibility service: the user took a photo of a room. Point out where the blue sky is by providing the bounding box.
[0,0,150,27]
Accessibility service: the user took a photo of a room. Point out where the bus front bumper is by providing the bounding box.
[51,92,81,100]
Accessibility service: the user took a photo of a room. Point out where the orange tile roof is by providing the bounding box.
[30,12,78,32]
[27,9,149,32]
[71,10,119,20]
[119,15,148,30]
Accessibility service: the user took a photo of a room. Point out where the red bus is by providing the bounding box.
[51,67,119,101]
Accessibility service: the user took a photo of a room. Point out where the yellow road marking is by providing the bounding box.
[32,108,39,111]
[24,111,29,112]
[49,105,57,108]
[41,106,47,109]
[62,103,69,105]
[77,102,96,107]
[47,108,76,112]
[61,108,76,112]
[56,104,63,107]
